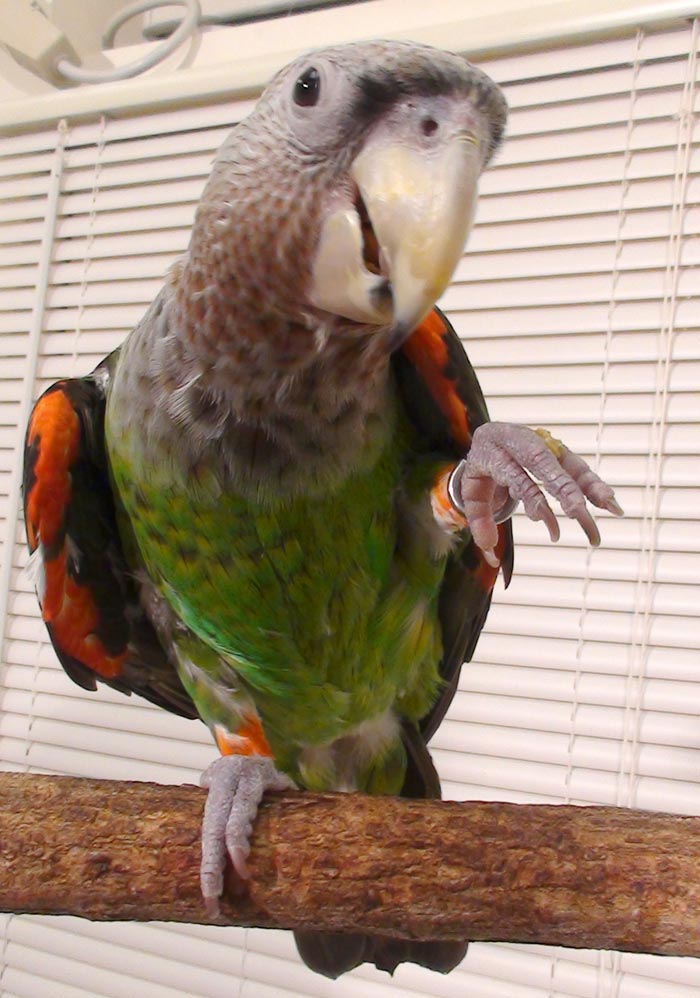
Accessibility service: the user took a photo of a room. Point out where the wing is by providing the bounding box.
[393,307,514,743]
[23,356,197,719]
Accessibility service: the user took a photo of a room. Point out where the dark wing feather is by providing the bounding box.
[393,307,514,745]
[23,355,197,719]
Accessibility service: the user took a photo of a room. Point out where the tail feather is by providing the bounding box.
[294,930,468,979]
[293,723,469,978]
[372,938,469,976]
[293,931,373,980]
[399,718,441,799]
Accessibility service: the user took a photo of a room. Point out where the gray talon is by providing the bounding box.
[200,755,295,912]
[449,422,621,554]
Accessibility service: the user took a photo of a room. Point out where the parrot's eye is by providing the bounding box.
[293,67,321,107]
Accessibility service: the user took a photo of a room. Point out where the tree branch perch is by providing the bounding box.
[1,772,699,956]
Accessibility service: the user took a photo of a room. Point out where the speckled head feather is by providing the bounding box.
[169,41,507,382]
[137,40,508,479]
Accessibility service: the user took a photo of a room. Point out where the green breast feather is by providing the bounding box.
[106,386,449,787]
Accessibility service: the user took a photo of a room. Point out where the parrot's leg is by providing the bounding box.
[200,754,295,916]
[448,423,624,566]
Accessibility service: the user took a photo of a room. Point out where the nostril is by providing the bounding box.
[421,116,439,137]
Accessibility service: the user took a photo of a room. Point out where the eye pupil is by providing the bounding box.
[294,67,321,107]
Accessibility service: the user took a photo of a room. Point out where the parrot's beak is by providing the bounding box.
[309,131,482,335]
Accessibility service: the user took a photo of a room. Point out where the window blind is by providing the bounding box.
[1,17,699,998]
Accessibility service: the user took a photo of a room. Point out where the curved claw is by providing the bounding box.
[449,422,623,561]
[200,755,295,915]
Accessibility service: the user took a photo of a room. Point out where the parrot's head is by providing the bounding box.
[184,40,506,371]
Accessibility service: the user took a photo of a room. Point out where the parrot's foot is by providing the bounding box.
[200,754,295,916]
[449,423,623,566]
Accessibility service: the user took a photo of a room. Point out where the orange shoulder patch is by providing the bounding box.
[42,550,126,680]
[25,385,126,681]
[401,310,471,451]
[25,386,79,551]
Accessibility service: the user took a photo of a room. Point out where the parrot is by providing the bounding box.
[22,40,622,978]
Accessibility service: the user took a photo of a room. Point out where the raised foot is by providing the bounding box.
[200,754,295,916]
[449,423,624,566]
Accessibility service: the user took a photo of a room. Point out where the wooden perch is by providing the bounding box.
[1,772,700,956]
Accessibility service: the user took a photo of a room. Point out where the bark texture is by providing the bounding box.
[1,772,699,955]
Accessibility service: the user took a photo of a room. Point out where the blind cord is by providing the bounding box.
[0,119,68,998]
[549,28,644,998]
[621,14,698,812]
[608,21,697,998]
